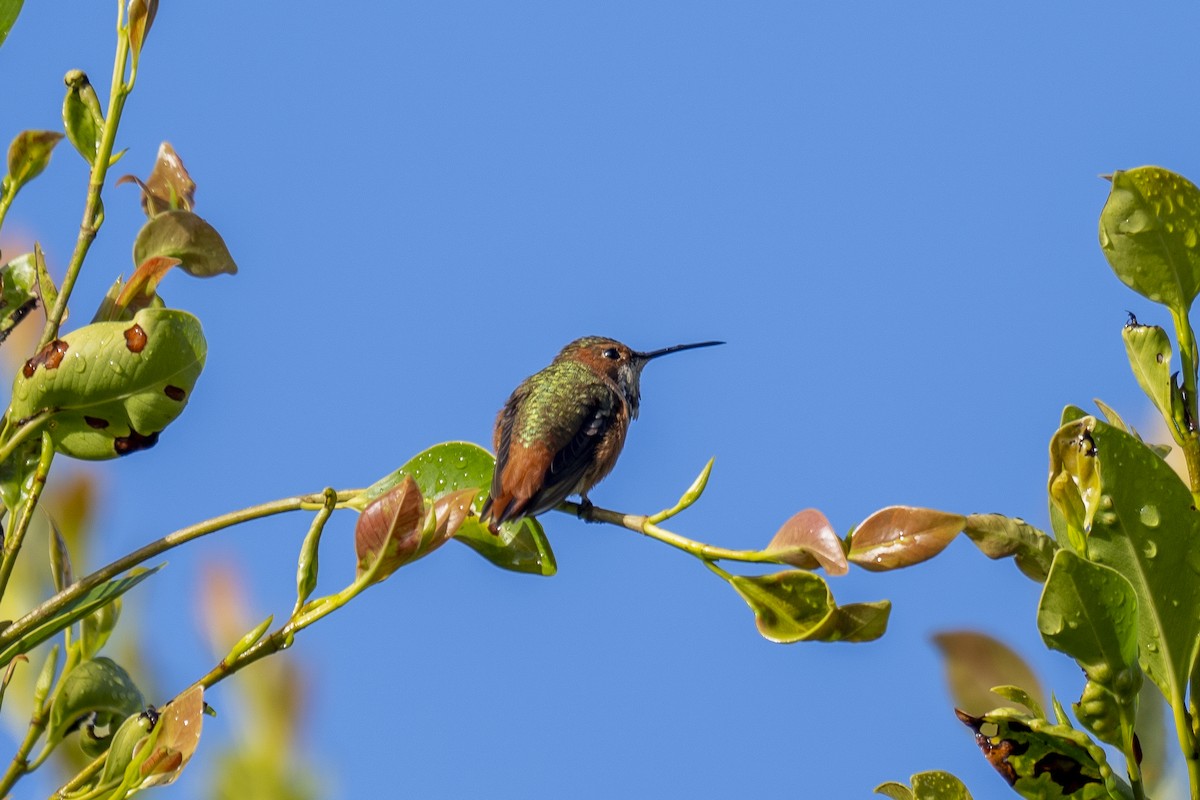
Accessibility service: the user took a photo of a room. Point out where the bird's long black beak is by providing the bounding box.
[636,341,725,361]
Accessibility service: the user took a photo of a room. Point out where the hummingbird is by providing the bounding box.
[480,336,723,527]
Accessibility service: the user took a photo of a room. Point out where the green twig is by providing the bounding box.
[0,489,364,656]
[1170,307,1200,505]
[37,9,132,348]
[0,433,54,601]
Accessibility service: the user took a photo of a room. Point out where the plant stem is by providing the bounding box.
[1169,688,1200,800]
[0,705,50,797]
[1170,307,1200,504]
[37,21,131,348]
[0,434,54,602]
[561,500,787,565]
[0,489,363,656]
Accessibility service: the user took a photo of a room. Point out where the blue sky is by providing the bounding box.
[3,2,1200,797]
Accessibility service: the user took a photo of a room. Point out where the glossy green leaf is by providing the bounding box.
[5,129,63,195]
[1121,319,1185,437]
[0,0,23,48]
[991,686,1045,721]
[99,710,156,786]
[1038,550,1138,679]
[726,570,889,643]
[956,707,1133,800]
[62,70,104,165]
[1038,550,1141,749]
[0,252,39,345]
[48,657,143,753]
[1100,167,1200,313]
[132,209,238,277]
[1047,421,1100,555]
[874,783,914,800]
[9,308,206,460]
[0,565,160,668]
[910,772,973,800]
[932,630,1045,716]
[1049,416,1200,710]
[360,442,556,576]
[847,506,963,571]
[962,514,1057,582]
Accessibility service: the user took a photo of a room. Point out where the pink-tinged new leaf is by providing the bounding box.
[765,508,848,575]
[848,506,965,571]
[355,475,424,583]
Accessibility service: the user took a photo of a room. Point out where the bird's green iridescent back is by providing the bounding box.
[512,359,616,450]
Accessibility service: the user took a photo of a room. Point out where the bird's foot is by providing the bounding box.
[577,497,597,522]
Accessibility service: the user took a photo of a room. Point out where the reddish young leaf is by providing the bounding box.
[111,256,181,317]
[355,475,424,583]
[118,142,194,217]
[423,488,478,552]
[765,508,848,575]
[847,506,965,571]
[135,683,204,788]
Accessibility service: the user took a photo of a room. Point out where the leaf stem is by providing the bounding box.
[562,499,787,565]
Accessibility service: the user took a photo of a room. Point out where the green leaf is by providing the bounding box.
[1038,550,1139,679]
[1100,167,1200,314]
[5,130,63,195]
[99,710,156,786]
[1038,550,1141,748]
[874,783,914,800]
[360,442,556,576]
[726,570,889,643]
[910,772,973,800]
[1121,318,1185,437]
[1048,416,1200,711]
[0,565,161,668]
[62,70,104,165]
[80,598,120,662]
[48,657,144,754]
[0,0,23,48]
[932,630,1045,716]
[132,209,238,277]
[877,773,973,800]
[962,514,1057,582]
[9,308,207,460]
[0,252,40,345]
[847,506,963,571]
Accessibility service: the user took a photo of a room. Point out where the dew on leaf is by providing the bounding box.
[1142,540,1158,558]
[1139,505,1161,528]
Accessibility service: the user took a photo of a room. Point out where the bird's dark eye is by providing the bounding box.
[602,347,620,360]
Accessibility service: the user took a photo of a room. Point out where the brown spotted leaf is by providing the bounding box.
[8,308,206,460]
[132,209,237,277]
[134,683,203,788]
[118,142,193,217]
[764,508,847,575]
[355,475,424,584]
[847,506,964,571]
